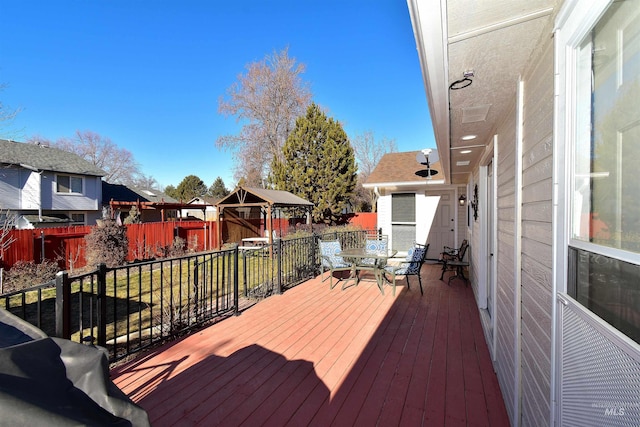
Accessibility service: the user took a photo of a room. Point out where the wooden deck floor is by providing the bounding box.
[111,264,510,426]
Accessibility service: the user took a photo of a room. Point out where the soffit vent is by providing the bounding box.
[456,160,470,166]
[462,104,491,123]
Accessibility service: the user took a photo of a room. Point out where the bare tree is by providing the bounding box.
[217,47,312,186]
[53,130,140,184]
[28,131,155,186]
[351,131,397,212]
[130,173,161,190]
[0,210,16,263]
[0,84,22,139]
[0,210,17,294]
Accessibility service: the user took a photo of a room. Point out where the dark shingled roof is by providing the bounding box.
[102,182,179,204]
[0,139,105,176]
[364,151,443,185]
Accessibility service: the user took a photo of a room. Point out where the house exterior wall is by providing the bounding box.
[455,185,467,244]
[377,188,457,253]
[471,20,555,426]
[22,171,41,210]
[494,105,519,425]
[519,33,554,425]
[0,167,22,209]
[377,193,391,240]
[50,175,101,211]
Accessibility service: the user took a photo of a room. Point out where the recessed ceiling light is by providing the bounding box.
[461,135,477,141]
[460,149,472,154]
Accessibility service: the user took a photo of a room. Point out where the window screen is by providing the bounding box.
[391,193,415,222]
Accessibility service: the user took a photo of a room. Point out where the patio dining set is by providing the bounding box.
[319,235,469,296]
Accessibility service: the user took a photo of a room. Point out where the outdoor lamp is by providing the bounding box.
[459,195,466,206]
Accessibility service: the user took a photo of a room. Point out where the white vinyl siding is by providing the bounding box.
[519,35,554,425]
[495,102,518,425]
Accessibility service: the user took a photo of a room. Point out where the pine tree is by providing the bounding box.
[172,175,207,201]
[208,177,230,199]
[271,103,357,224]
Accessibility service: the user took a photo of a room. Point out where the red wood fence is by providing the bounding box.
[1,221,219,271]
[1,213,377,271]
[347,212,378,230]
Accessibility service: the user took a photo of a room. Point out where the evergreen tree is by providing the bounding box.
[164,184,178,199]
[208,177,230,199]
[271,103,357,224]
[172,175,207,201]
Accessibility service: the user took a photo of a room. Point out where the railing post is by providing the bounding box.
[193,259,199,322]
[55,270,70,339]
[96,263,107,347]
[233,246,239,316]
[276,238,282,294]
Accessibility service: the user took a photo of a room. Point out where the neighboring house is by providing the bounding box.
[181,196,218,221]
[407,0,639,425]
[363,151,467,256]
[0,139,105,229]
[102,182,183,223]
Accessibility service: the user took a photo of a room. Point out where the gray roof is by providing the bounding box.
[0,139,105,176]
[102,182,179,204]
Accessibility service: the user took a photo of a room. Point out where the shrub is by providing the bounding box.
[123,205,141,224]
[167,236,186,258]
[3,260,59,293]
[85,219,128,267]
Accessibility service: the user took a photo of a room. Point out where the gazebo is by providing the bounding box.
[215,186,313,248]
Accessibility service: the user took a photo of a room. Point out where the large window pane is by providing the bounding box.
[572,1,640,253]
[70,176,83,193]
[57,175,70,193]
[569,247,640,344]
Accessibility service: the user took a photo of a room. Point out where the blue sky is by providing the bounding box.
[0,0,434,189]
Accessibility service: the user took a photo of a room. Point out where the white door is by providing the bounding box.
[427,190,455,257]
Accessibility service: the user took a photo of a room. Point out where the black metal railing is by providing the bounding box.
[1,229,374,362]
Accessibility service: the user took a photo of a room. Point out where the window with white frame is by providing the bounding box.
[56,174,83,194]
[564,0,640,344]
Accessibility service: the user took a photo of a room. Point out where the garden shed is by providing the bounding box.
[215,186,313,248]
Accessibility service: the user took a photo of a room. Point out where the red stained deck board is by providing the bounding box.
[111,264,510,426]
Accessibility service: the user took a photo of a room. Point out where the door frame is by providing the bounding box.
[478,135,498,360]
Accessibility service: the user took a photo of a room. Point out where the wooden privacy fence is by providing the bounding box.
[1,213,377,271]
[347,212,377,230]
[2,221,220,271]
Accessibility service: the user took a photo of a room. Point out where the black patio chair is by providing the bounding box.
[439,239,469,285]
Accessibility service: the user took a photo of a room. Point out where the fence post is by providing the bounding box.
[275,238,282,295]
[40,230,45,262]
[55,270,71,339]
[96,263,107,347]
[233,246,239,316]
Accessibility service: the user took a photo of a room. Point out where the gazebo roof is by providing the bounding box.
[215,187,313,209]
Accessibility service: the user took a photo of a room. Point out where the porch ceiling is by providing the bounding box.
[408,0,559,184]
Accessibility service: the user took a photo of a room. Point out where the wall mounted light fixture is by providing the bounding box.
[459,195,466,206]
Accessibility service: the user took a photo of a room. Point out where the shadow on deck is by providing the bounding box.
[111,264,510,426]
